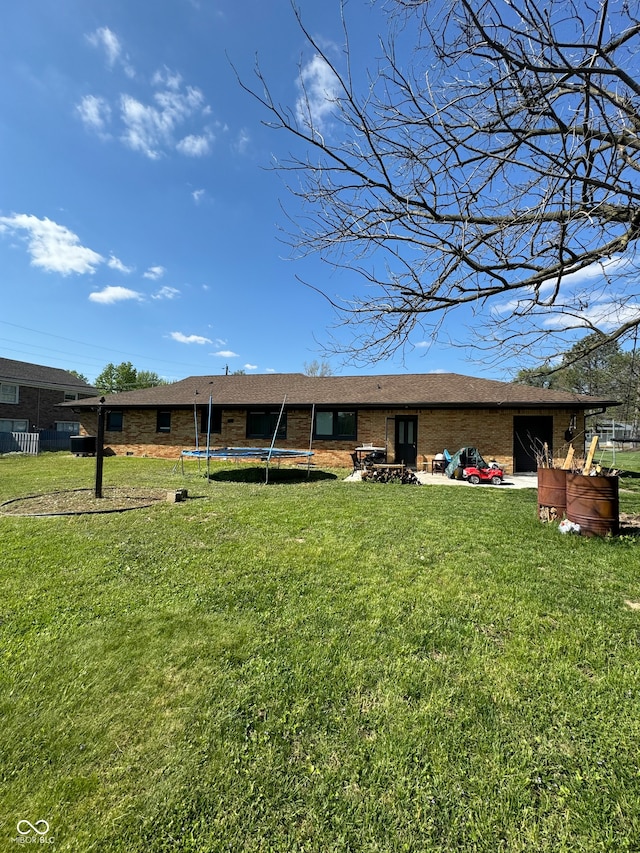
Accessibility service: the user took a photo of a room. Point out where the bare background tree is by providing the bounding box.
[242,0,640,369]
[303,359,334,376]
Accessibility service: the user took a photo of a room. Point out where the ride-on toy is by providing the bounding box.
[444,446,504,485]
[463,461,504,486]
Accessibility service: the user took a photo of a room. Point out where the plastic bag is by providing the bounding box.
[558,519,581,535]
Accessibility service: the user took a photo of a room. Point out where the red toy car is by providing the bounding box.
[446,447,505,485]
[463,462,504,486]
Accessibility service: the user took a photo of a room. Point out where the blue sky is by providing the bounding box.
[1,0,520,384]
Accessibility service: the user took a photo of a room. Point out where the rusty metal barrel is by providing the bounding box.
[537,468,567,521]
[566,473,619,536]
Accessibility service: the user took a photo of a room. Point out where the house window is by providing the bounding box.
[63,392,79,402]
[0,418,28,432]
[0,383,18,404]
[314,410,357,440]
[106,411,123,432]
[200,407,222,435]
[156,410,171,433]
[55,421,80,433]
[247,409,287,440]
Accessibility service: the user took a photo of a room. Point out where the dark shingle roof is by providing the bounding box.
[0,357,97,392]
[64,372,618,410]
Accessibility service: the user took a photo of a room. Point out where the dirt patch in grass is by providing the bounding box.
[0,487,168,516]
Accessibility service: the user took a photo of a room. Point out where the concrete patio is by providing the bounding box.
[346,469,538,489]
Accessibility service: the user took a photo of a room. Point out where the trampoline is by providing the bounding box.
[181,447,313,462]
[178,446,314,482]
[179,393,315,483]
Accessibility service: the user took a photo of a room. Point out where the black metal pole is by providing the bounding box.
[95,397,106,499]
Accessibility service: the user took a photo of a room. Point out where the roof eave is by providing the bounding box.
[65,398,621,410]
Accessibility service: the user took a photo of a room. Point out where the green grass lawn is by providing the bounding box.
[598,448,640,477]
[1,452,640,852]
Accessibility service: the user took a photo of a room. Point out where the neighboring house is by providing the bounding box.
[63,372,618,472]
[586,419,640,449]
[0,357,97,435]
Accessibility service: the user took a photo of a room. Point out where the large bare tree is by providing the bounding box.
[243,0,640,367]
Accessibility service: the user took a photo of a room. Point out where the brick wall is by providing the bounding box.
[0,387,93,430]
[79,405,585,470]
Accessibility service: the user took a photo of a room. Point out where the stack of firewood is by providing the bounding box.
[362,468,421,485]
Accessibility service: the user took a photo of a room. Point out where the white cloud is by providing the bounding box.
[542,300,640,331]
[496,256,635,315]
[494,255,640,331]
[155,83,204,121]
[153,286,180,300]
[78,67,211,158]
[192,189,205,203]
[76,95,112,134]
[143,265,166,280]
[119,94,166,160]
[486,252,640,348]
[535,256,633,296]
[86,26,134,77]
[170,331,212,344]
[152,67,183,91]
[234,129,250,155]
[86,27,122,67]
[177,133,212,157]
[0,213,104,275]
[296,53,340,133]
[213,350,239,358]
[89,285,143,304]
[119,74,208,159]
[107,254,132,273]
[244,363,258,370]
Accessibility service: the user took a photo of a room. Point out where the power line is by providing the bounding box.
[1,337,121,369]
[0,320,217,373]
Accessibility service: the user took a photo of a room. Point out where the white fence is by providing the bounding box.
[0,432,40,455]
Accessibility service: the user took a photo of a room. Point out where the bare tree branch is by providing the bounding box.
[238,0,640,366]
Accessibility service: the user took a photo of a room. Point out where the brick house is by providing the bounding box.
[0,357,97,434]
[63,372,617,472]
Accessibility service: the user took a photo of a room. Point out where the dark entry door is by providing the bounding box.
[513,415,554,472]
[395,416,418,467]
